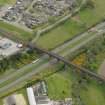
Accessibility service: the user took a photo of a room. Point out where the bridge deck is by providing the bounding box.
[28,43,105,82]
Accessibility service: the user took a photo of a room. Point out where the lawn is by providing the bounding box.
[80,80,105,105]
[45,69,73,100]
[36,0,105,50]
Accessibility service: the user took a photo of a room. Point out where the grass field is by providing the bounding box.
[36,0,105,49]
[45,69,73,100]
[36,18,86,50]
[0,21,33,42]
[0,0,16,5]
[0,100,3,105]
[80,80,105,105]
[78,0,105,27]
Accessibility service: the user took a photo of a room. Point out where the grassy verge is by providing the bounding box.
[0,21,33,42]
[17,88,29,105]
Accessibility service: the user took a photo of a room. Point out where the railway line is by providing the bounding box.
[0,19,105,96]
[29,43,105,82]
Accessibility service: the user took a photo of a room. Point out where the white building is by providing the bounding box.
[27,87,52,105]
[27,87,37,105]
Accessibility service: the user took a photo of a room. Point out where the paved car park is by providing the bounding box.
[0,37,21,57]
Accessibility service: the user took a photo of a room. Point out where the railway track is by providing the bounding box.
[29,43,105,82]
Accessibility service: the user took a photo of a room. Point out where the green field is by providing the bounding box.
[0,100,3,105]
[78,0,105,27]
[45,69,73,100]
[80,80,105,105]
[36,0,105,49]
[36,19,86,50]
[0,21,33,42]
[0,0,16,5]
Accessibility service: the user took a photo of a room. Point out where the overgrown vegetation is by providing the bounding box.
[72,34,105,72]
[72,73,105,105]
[0,49,39,72]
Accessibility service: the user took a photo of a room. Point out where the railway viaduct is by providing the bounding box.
[28,43,105,83]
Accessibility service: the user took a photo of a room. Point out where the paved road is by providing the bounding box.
[0,0,87,84]
[0,21,105,95]
[0,61,51,94]
[0,21,105,85]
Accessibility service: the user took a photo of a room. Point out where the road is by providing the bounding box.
[0,61,50,94]
[0,21,105,96]
[32,0,86,42]
[62,29,105,56]
[0,0,87,83]
[53,21,105,54]
[0,21,105,84]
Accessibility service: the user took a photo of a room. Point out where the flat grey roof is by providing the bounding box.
[0,37,20,57]
[3,95,16,105]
